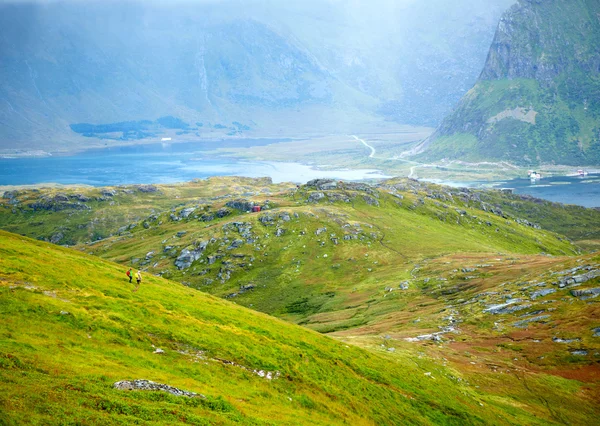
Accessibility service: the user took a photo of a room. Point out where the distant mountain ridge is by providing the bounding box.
[418,0,600,166]
[0,0,513,152]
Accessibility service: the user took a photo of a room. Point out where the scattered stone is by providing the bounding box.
[571,350,588,356]
[308,192,326,203]
[530,288,556,300]
[552,337,580,344]
[216,208,231,218]
[175,241,209,270]
[136,185,159,193]
[571,288,600,299]
[557,269,600,288]
[200,214,214,222]
[113,380,202,398]
[176,231,187,238]
[513,315,551,328]
[2,190,19,199]
[306,179,337,190]
[60,311,70,315]
[180,207,196,219]
[461,268,476,273]
[363,195,380,206]
[275,228,285,237]
[153,348,165,354]
[226,199,255,211]
[315,227,327,236]
[399,281,409,290]
[50,232,64,244]
[228,239,244,250]
[593,327,600,337]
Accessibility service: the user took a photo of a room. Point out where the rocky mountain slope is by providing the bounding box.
[1,177,600,424]
[0,0,513,152]
[417,0,600,166]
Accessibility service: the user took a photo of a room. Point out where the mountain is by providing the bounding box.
[2,179,600,423]
[0,0,513,153]
[416,0,600,166]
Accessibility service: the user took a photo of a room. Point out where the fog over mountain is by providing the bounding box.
[0,0,514,152]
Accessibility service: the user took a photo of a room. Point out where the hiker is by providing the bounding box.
[136,270,142,287]
[126,268,133,283]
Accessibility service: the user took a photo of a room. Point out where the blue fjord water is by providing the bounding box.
[0,140,389,186]
[1,140,599,207]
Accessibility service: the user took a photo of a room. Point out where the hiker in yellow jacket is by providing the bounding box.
[134,270,142,292]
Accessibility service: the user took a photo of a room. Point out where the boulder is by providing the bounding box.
[71,193,90,202]
[180,207,196,219]
[50,232,64,244]
[200,214,214,222]
[136,185,159,193]
[363,195,380,206]
[259,213,275,226]
[308,192,326,203]
[175,241,208,270]
[306,179,337,190]
[101,189,116,197]
[226,199,255,211]
[571,288,600,299]
[315,227,327,236]
[216,208,231,218]
[228,239,244,250]
[2,190,19,199]
[530,288,556,299]
[512,315,551,328]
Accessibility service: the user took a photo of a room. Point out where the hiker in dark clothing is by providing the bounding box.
[127,268,133,283]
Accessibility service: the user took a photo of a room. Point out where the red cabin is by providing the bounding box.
[252,206,261,213]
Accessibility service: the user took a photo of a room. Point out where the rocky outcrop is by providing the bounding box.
[113,380,203,398]
[226,199,255,211]
[31,195,91,212]
[175,241,209,270]
[135,185,159,193]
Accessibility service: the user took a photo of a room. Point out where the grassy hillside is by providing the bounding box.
[2,177,600,423]
[0,229,574,425]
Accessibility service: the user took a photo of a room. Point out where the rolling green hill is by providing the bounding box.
[418,0,600,166]
[2,177,600,424]
[1,229,584,426]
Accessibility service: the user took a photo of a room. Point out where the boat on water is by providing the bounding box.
[528,170,542,182]
[577,169,588,177]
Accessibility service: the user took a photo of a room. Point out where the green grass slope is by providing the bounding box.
[2,229,558,426]
[76,179,577,330]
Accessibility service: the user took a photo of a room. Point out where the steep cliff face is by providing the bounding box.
[419,0,600,165]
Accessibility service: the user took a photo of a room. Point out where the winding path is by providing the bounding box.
[351,135,376,158]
